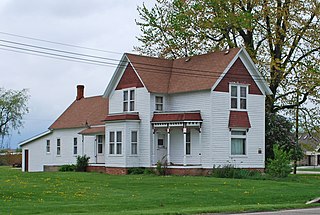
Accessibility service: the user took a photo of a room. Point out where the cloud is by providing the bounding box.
[0,0,155,148]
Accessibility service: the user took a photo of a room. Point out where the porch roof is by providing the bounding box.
[151,111,202,122]
[228,111,251,129]
[104,113,140,122]
[79,126,105,135]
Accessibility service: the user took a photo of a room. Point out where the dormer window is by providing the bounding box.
[230,85,247,110]
[155,96,163,111]
[123,89,135,112]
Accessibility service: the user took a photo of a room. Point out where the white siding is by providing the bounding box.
[106,87,150,167]
[21,128,96,172]
[210,91,265,168]
[109,90,123,114]
[168,90,211,166]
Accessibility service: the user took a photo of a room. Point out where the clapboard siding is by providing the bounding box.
[22,128,95,172]
[168,90,212,166]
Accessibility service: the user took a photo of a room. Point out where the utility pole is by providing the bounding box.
[293,88,299,174]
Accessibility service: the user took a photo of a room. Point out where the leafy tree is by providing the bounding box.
[0,88,29,148]
[136,0,320,159]
[265,112,292,160]
[266,144,292,178]
[136,0,320,114]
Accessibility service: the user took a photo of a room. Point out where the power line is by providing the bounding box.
[0,38,269,81]
[0,31,122,55]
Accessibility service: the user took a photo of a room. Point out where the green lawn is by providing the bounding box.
[0,167,319,215]
[297,167,320,172]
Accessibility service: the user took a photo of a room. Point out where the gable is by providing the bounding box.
[115,64,144,90]
[213,58,262,95]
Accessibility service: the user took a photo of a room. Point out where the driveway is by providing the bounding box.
[222,207,320,214]
[202,207,320,215]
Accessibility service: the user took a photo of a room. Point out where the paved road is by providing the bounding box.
[220,207,320,215]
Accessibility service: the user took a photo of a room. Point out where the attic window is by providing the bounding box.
[123,89,135,112]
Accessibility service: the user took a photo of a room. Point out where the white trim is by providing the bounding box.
[230,129,247,156]
[229,84,248,111]
[211,47,272,95]
[103,54,128,97]
[19,130,52,146]
[130,129,139,156]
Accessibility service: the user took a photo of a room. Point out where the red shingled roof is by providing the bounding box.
[228,111,251,128]
[152,112,202,122]
[104,113,140,122]
[50,96,108,129]
[79,126,105,135]
[126,48,240,94]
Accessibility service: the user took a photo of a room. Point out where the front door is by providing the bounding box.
[96,135,105,164]
[157,133,167,162]
[24,149,29,172]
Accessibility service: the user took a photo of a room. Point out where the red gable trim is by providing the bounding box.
[214,58,262,95]
[152,112,202,122]
[104,113,140,122]
[229,111,251,128]
[116,64,144,90]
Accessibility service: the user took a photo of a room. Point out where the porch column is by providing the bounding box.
[152,128,156,165]
[199,125,202,165]
[183,126,187,166]
[167,127,170,164]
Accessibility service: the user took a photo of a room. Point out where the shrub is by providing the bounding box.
[156,161,168,176]
[266,145,292,178]
[212,165,263,179]
[59,164,76,172]
[128,167,145,174]
[75,155,90,172]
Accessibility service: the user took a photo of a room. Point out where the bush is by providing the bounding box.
[266,145,292,178]
[156,161,168,176]
[212,165,263,179]
[59,164,76,172]
[75,155,90,172]
[128,167,145,174]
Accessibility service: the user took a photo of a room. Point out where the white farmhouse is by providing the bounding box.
[20,48,272,175]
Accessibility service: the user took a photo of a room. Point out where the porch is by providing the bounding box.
[151,111,203,166]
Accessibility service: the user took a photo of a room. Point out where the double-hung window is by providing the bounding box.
[131,131,138,155]
[109,131,122,155]
[46,140,50,153]
[73,138,78,155]
[116,131,122,154]
[230,85,247,110]
[109,132,115,154]
[57,139,61,156]
[155,96,163,111]
[97,135,103,154]
[123,89,135,112]
[186,132,191,155]
[231,130,246,155]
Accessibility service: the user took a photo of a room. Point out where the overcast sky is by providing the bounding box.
[0,0,155,149]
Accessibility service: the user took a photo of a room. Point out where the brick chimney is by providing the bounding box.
[76,85,84,100]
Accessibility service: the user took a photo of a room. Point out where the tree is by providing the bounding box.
[266,144,292,178]
[136,0,320,114]
[0,88,29,148]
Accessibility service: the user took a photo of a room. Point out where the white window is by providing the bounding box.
[116,131,122,154]
[230,85,247,110]
[46,140,50,153]
[155,96,163,111]
[186,132,191,155]
[231,130,246,155]
[123,89,135,112]
[73,138,78,155]
[57,139,61,156]
[97,135,103,154]
[109,132,115,154]
[131,131,138,155]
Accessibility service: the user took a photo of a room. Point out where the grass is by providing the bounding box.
[297,167,320,172]
[1,167,319,214]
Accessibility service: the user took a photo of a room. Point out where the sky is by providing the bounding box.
[0,0,155,149]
